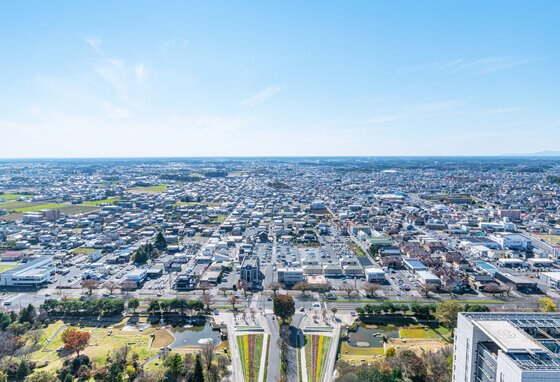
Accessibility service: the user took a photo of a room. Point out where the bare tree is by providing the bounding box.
[484,283,503,296]
[420,284,436,298]
[340,283,356,298]
[363,283,380,298]
[26,329,44,346]
[238,280,251,297]
[121,280,136,296]
[201,294,214,311]
[200,341,216,371]
[81,279,100,295]
[103,281,120,295]
[267,282,285,297]
[199,282,211,295]
[228,295,239,310]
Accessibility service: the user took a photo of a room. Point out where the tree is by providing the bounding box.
[124,299,139,314]
[81,279,100,295]
[24,371,58,382]
[539,297,557,312]
[199,282,211,295]
[147,300,160,314]
[273,295,295,323]
[484,283,502,296]
[103,281,119,295]
[201,294,214,311]
[435,301,463,335]
[293,282,310,296]
[219,287,229,298]
[121,281,136,296]
[61,327,78,344]
[238,280,251,297]
[134,249,148,265]
[363,283,380,298]
[267,282,284,297]
[201,341,216,371]
[228,295,239,310]
[192,354,205,382]
[155,232,167,251]
[63,331,91,357]
[27,329,44,346]
[420,284,436,298]
[331,307,338,320]
[16,360,31,381]
[340,284,356,298]
[164,353,183,375]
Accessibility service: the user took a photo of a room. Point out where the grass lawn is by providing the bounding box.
[80,198,121,206]
[340,341,385,357]
[0,264,18,274]
[9,203,67,212]
[152,328,174,348]
[400,328,440,339]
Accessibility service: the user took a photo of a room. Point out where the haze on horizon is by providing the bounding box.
[1,1,559,158]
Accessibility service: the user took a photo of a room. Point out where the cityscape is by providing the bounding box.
[2,1,560,382]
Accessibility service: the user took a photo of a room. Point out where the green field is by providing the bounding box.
[80,198,121,206]
[400,328,440,339]
[0,264,18,274]
[539,235,560,245]
[0,194,34,201]
[130,184,167,193]
[70,248,97,255]
[9,203,67,213]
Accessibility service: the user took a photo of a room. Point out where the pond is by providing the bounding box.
[347,323,400,348]
[167,320,221,348]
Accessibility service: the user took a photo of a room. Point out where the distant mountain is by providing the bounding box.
[502,150,560,157]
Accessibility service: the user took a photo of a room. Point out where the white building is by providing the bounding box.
[365,267,386,283]
[277,267,304,284]
[489,233,532,250]
[0,257,55,287]
[453,312,560,382]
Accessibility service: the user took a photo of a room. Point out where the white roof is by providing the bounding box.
[476,320,542,352]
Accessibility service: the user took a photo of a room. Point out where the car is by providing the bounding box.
[3,301,11,306]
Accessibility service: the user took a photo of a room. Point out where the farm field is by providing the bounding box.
[57,205,99,215]
[128,184,168,193]
[237,334,264,382]
[70,247,98,255]
[538,235,560,245]
[9,203,67,213]
[305,334,331,382]
[0,200,55,210]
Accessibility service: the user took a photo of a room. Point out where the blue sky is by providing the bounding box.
[1,1,559,157]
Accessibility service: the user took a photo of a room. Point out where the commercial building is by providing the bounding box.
[240,256,260,284]
[365,267,386,283]
[540,272,560,288]
[489,233,532,250]
[125,269,148,286]
[416,270,441,286]
[453,312,560,382]
[277,267,304,284]
[0,257,55,287]
[403,259,428,273]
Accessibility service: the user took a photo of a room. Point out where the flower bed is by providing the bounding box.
[237,334,264,382]
[305,334,331,382]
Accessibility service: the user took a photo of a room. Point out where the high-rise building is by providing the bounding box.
[453,312,560,382]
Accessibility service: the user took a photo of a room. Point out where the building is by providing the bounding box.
[277,267,304,284]
[453,312,560,382]
[403,259,427,273]
[498,209,522,221]
[365,267,386,283]
[240,256,260,284]
[125,269,147,286]
[540,272,560,288]
[489,233,532,250]
[416,270,441,286]
[0,257,55,287]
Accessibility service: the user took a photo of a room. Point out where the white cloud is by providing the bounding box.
[241,86,283,106]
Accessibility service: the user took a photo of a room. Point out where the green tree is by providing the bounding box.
[435,301,463,335]
[155,232,167,251]
[165,353,183,375]
[273,295,295,324]
[133,248,148,264]
[192,354,205,382]
[24,371,58,382]
[16,360,31,381]
[128,298,139,313]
